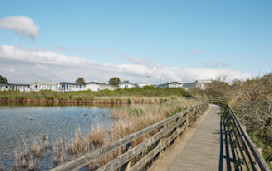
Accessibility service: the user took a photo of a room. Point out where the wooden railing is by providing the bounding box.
[51,100,209,171]
[210,99,271,171]
[209,98,225,106]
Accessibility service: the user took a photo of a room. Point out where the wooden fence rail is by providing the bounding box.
[51,100,209,171]
[210,99,271,171]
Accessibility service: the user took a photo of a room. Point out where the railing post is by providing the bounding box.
[124,161,131,171]
[176,116,181,138]
[120,142,132,171]
[158,125,165,158]
[181,112,188,135]
[193,106,197,119]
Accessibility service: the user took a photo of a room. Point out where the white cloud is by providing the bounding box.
[0,16,39,40]
[0,44,252,84]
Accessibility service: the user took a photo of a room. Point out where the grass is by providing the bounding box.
[28,159,34,171]
[0,86,190,104]
[32,141,42,158]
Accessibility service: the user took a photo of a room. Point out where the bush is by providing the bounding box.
[230,73,272,165]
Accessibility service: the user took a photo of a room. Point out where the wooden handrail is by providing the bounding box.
[228,106,270,171]
[210,99,271,171]
[51,101,209,171]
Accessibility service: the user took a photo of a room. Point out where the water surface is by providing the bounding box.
[0,104,113,169]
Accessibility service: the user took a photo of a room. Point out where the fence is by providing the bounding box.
[210,99,270,171]
[51,100,209,171]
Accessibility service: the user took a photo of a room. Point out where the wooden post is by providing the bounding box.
[120,142,132,171]
[124,161,131,171]
[257,148,262,156]
[158,125,165,158]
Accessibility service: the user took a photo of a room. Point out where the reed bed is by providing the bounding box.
[6,97,199,170]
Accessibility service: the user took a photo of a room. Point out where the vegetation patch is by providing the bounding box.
[0,86,190,104]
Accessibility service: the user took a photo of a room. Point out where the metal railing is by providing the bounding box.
[210,99,271,171]
[51,101,209,171]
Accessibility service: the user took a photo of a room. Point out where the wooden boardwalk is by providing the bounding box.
[151,104,229,171]
[52,101,269,171]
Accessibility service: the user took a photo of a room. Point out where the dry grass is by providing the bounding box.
[32,141,43,158]
[28,159,34,171]
[88,97,199,148]
[89,125,106,148]
[21,157,27,168]
[24,147,30,159]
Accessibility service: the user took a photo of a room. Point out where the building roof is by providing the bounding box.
[8,83,30,86]
[59,82,85,85]
[86,82,100,84]
[32,82,57,85]
[160,81,182,85]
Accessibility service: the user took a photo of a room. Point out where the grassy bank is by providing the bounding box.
[0,86,190,104]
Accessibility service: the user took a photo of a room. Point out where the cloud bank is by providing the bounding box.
[0,44,252,84]
[0,16,39,40]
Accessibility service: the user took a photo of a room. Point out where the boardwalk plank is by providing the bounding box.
[151,104,229,171]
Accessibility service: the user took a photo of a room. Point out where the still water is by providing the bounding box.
[0,104,113,169]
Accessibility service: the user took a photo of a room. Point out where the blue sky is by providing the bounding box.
[0,1,271,83]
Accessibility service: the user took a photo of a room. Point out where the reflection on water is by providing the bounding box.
[0,104,113,169]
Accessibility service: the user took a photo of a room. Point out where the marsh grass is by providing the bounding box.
[32,141,43,158]
[28,159,34,171]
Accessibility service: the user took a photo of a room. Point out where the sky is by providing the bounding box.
[0,0,271,84]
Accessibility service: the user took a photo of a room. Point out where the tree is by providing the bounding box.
[108,77,121,86]
[0,74,8,84]
[76,77,85,84]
